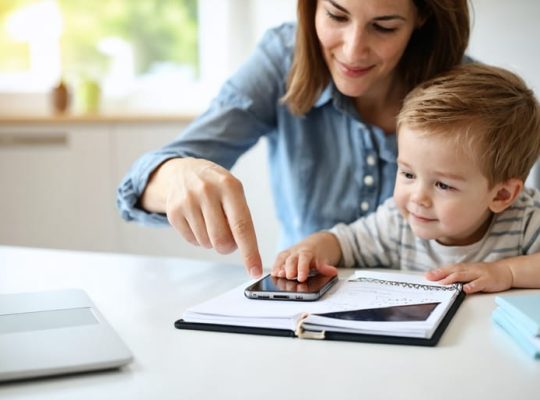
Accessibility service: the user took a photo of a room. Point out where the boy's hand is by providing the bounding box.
[425,261,514,294]
[271,232,341,282]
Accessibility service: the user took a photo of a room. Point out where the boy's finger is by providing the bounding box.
[271,251,289,276]
[284,254,299,280]
[317,262,338,277]
[297,253,313,282]
[438,270,479,286]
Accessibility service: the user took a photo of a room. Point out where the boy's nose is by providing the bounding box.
[411,187,432,208]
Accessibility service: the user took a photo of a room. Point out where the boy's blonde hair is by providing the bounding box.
[397,64,540,187]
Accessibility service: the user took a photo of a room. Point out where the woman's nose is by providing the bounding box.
[342,25,370,62]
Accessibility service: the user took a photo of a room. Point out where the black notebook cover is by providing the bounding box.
[175,289,465,347]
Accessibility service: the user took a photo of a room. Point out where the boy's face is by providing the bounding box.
[394,126,501,246]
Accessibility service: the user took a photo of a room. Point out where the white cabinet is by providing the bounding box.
[0,123,116,252]
[0,117,279,266]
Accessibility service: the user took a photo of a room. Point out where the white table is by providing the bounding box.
[0,245,538,400]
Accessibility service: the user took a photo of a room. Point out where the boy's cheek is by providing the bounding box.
[393,192,408,219]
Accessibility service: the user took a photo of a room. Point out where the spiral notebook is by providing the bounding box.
[175,270,465,346]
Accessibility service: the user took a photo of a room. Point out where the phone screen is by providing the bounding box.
[244,274,338,301]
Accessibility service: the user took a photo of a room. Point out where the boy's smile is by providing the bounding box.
[408,211,437,224]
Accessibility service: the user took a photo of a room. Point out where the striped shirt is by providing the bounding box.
[331,188,540,271]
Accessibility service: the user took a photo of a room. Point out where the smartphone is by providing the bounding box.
[244,273,338,301]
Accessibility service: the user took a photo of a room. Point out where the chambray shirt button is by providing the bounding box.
[366,155,376,166]
[360,201,370,211]
[363,175,374,186]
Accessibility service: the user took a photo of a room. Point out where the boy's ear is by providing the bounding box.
[489,178,523,213]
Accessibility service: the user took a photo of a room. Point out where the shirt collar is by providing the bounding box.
[313,82,356,116]
[313,83,334,108]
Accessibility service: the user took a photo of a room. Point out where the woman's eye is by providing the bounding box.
[326,11,348,23]
[373,24,397,33]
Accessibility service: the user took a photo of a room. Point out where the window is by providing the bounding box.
[0,0,296,114]
[0,0,199,112]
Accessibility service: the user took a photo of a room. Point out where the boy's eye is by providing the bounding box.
[400,171,414,179]
[436,182,452,191]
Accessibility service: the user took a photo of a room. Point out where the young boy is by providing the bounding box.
[271,64,540,294]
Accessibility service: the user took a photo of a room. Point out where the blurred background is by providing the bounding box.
[0,0,295,114]
[0,0,538,268]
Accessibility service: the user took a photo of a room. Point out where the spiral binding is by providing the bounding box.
[350,277,462,292]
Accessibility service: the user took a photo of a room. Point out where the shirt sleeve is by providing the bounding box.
[116,23,294,224]
[330,198,402,268]
[520,189,540,254]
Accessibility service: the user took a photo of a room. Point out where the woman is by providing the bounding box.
[117,0,470,278]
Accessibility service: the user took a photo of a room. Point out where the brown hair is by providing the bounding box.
[282,0,470,115]
[397,64,540,186]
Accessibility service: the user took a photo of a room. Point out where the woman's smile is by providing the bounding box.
[336,59,375,78]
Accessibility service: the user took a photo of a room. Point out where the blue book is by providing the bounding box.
[495,293,540,336]
[492,307,540,359]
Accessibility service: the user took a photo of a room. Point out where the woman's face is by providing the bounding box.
[315,0,419,100]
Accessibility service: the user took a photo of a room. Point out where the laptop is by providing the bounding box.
[0,288,133,382]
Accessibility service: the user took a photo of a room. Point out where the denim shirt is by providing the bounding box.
[117,22,397,248]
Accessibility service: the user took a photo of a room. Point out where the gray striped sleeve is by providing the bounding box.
[330,198,402,268]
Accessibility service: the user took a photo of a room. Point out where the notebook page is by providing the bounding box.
[182,270,459,333]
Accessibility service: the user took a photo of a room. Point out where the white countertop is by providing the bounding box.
[0,245,538,400]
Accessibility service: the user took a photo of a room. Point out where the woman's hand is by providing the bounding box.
[141,157,262,278]
[271,232,341,282]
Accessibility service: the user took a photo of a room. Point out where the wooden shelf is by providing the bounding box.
[0,112,196,125]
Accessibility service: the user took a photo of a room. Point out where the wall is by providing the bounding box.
[468,0,540,91]
[468,0,540,186]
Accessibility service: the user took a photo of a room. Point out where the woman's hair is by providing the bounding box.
[282,0,470,115]
[397,64,540,186]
